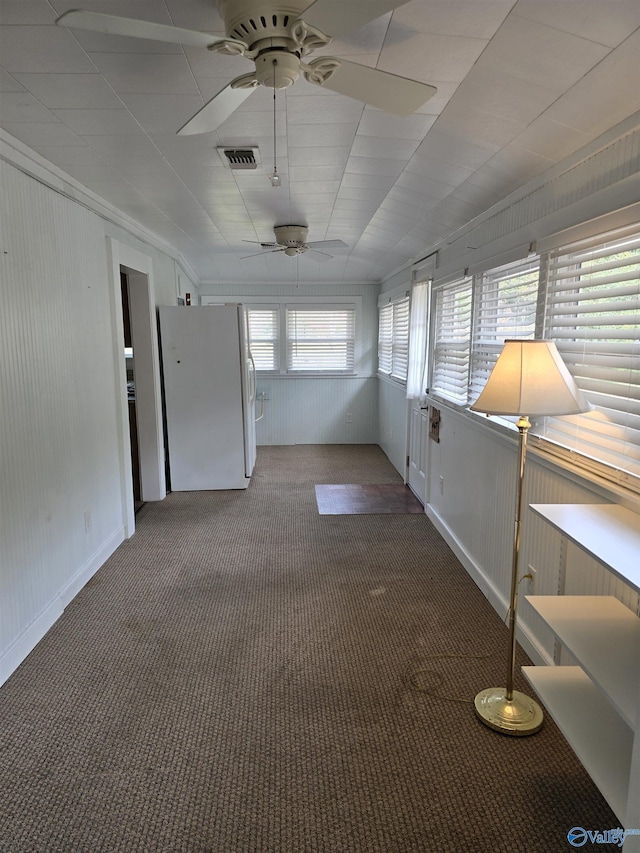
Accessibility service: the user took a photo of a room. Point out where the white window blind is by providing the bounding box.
[247,308,279,372]
[430,278,472,404]
[377,295,410,381]
[537,223,640,483]
[286,306,355,373]
[469,256,540,404]
[378,303,393,375]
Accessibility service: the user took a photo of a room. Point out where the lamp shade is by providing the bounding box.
[470,339,589,417]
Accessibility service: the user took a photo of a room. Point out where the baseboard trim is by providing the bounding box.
[0,527,125,689]
[426,505,551,667]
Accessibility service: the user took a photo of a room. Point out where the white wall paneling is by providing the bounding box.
[0,161,126,684]
[255,376,378,446]
[377,377,409,477]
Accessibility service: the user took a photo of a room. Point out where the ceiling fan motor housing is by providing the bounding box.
[217,1,308,45]
[274,225,309,246]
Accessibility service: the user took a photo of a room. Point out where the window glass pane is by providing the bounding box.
[247,308,279,371]
[537,224,640,484]
[377,304,393,375]
[286,307,355,372]
[377,296,410,381]
[391,297,410,381]
[431,279,472,404]
[469,256,540,405]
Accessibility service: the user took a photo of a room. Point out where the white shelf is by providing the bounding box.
[527,595,640,729]
[529,503,640,593]
[523,665,633,824]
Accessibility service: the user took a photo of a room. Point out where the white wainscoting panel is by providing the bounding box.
[255,376,378,445]
[1,161,127,683]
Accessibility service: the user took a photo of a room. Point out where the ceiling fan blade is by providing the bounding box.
[240,249,282,260]
[306,249,334,262]
[178,81,256,136]
[306,239,348,250]
[242,241,279,248]
[299,0,411,40]
[55,10,243,50]
[316,59,436,116]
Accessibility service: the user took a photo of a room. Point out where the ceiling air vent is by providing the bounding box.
[217,147,261,170]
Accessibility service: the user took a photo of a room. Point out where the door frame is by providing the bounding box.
[107,238,166,537]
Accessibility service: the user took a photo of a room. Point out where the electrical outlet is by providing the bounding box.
[439,475,444,495]
[523,564,537,595]
[346,412,352,423]
[84,510,92,533]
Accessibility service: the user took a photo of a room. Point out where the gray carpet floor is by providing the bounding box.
[0,445,616,852]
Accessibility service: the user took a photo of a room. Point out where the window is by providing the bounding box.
[469,256,540,404]
[246,299,359,375]
[286,305,355,373]
[535,224,640,483]
[247,308,279,372]
[430,278,472,404]
[425,219,640,490]
[377,294,410,382]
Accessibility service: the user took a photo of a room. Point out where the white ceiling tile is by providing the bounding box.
[80,134,164,163]
[436,105,525,149]
[513,0,640,48]
[379,32,489,84]
[52,108,144,136]
[357,109,437,140]
[287,123,359,147]
[88,53,200,95]
[406,154,474,186]
[286,93,364,124]
[12,72,124,109]
[0,92,56,123]
[443,66,558,126]
[288,146,351,167]
[0,26,98,73]
[476,14,611,92]
[0,68,25,92]
[391,1,515,39]
[0,1,57,25]
[289,164,345,182]
[540,30,640,135]
[117,94,207,135]
[414,125,497,170]
[1,121,85,148]
[345,156,406,177]
[510,115,592,161]
[35,145,109,168]
[351,135,420,160]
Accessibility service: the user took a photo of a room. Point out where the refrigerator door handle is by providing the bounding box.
[247,352,257,404]
[255,391,265,422]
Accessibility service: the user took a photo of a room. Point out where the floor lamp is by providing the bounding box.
[471,339,589,736]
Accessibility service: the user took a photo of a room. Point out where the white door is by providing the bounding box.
[407,398,428,504]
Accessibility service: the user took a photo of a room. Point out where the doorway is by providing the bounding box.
[108,239,166,538]
[121,272,143,512]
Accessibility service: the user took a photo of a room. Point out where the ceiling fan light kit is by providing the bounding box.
[56,0,437,136]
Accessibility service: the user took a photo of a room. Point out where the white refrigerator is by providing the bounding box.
[159,304,257,490]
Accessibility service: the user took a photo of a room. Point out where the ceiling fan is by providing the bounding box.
[56,0,437,136]
[241,225,348,261]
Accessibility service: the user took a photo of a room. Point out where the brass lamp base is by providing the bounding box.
[474,687,544,736]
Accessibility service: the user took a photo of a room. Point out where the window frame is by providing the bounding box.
[425,222,640,494]
[377,291,410,384]
[246,296,361,377]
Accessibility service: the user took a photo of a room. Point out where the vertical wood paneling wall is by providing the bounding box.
[0,157,192,685]
[1,162,124,679]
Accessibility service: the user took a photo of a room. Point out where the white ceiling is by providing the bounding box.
[1,0,639,285]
